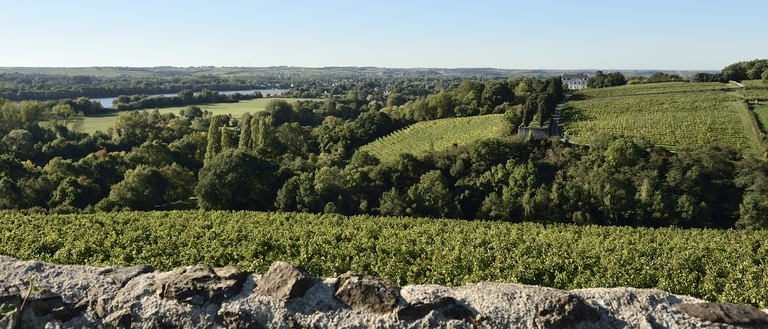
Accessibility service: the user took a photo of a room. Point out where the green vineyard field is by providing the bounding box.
[560,91,759,153]
[574,82,738,99]
[740,88,768,102]
[359,114,506,162]
[1,211,767,307]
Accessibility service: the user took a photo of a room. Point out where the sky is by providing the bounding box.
[1,0,766,70]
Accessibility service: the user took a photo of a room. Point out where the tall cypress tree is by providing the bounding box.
[238,112,252,150]
[250,115,261,152]
[204,116,222,164]
[221,126,234,150]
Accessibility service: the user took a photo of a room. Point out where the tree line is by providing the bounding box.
[691,59,768,83]
[110,89,263,111]
[1,72,768,229]
[0,73,281,101]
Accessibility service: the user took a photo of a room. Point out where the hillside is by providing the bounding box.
[560,82,760,154]
[358,114,506,163]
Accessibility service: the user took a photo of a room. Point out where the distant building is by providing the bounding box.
[562,74,588,90]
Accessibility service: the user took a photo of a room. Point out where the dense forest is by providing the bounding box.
[1,62,768,230]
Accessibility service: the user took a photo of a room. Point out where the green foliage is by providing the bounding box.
[560,91,757,154]
[722,59,768,81]
[1,211,767,308]
[587,71,627,88]
[99,165,169,211]
[204,116,224,164]
[405,170,461,218]
[195,149,281,210]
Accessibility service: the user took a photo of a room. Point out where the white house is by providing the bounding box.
[562,74,588,90]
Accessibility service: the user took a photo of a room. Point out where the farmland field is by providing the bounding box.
[560,91,759,154]
[1,211,766,307]
[81,98,314,133]
[358,114,506,162]
[573,82,738,99]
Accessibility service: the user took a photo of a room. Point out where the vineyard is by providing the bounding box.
[358,114,505,162]
[0,211,766,307]
[560,91,759,153]
[739,88,768,102]
[740,79,768,89]
[573,82,738,99]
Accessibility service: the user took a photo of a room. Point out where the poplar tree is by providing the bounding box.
[204,116,222,164]
[220,126,234,150]
[238,112,253,150]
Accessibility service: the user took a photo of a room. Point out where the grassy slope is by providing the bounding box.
[81,98,314,133]
[561,83,759,154]
[358,114,506,163]
[1,211,766,307]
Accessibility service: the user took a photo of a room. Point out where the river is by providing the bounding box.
[91,89,289,108]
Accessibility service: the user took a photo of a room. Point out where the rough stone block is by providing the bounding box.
[333,271,402,314]
[254,262,318,301]
[673,302,768,325]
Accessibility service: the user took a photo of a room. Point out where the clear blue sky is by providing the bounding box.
[2,0,765,70]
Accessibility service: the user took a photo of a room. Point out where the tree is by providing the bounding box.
[734,157,768,229]
[265,99,293,125]
[77,150,129,200]
[195,149,281,210]
[482,80,515,108]
[181,105,203,121]
[238,112,253,150]
[2,129,35,159]
[159,163,196,203]
[453,80,485,108]
[252,115,280,157]
[124,140,174,168]
[49,176,101,209]
[100,165,169,210]
[220,127,235,150]
[0,176,22,210]
[204,116,223,164]
[49,103,84,134]
[178,90,194,103]
[275,122,316,156]
[350,150,380,168]
[406,170,460,218]
[379,187,407,216]
[113,111,152,148]
[605,72,627,87]
[386,92,407,107]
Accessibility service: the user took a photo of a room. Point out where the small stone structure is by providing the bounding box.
[518,125,551,140]
[1,256,767,329]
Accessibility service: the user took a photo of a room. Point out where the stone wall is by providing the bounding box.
[518,126,551,140]
[1,256,767,329]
